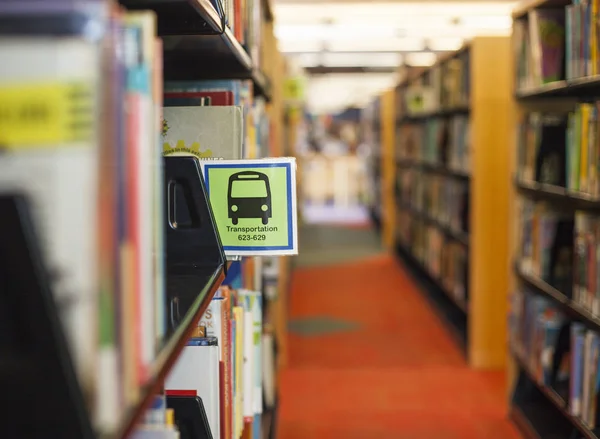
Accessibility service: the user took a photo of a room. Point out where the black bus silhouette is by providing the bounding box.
[227,171,272,225]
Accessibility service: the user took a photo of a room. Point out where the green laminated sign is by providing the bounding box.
[200,158,298,256]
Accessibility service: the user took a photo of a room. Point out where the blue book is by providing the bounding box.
[186,336,219,347]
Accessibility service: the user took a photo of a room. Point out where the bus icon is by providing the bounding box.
[227,171,272,225]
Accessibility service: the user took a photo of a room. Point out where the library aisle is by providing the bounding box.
[277,223,522,439]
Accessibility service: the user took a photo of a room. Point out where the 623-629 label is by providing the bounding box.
[0,82,94,148]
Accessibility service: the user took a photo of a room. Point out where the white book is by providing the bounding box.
[0,37,101,397]
[242,294,254,421]
[166,344,221,439]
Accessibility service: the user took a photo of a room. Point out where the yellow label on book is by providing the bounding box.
[0,82,94,148]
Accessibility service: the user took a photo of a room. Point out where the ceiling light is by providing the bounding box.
[327,38,425,53]
[292,53,321,67]
[277,39,324,53]
[321,52,403,67]
[275,24,397,41]
[404,52,437,67]
[427,37,464,51]
[460,15,512,29]
[273,3,515,26]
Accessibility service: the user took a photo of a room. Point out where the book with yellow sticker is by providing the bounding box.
[162,106,244,160]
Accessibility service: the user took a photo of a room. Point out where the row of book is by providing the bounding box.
[132,271,280,439]
[510,288,600,429]
[165,287,264,439]
[0,3,274,437]
[397,211,468,305]
[517,104,600,197]
[396,115,471,175]
[217,0,262,65]
[574,211,600,316]
[514,2,599,89]
[397,169,469,236]
[396,49,471,118]
[519,200,573,294]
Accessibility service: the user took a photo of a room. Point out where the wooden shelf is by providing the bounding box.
[391,36,512,369]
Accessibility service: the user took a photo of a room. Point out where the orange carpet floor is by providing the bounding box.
[277,254,523,439]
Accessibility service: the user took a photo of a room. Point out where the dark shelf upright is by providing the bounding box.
[0,194,95,439]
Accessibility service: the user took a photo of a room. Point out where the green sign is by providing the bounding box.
[201,158,298,256]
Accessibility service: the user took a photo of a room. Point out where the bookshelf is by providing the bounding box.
[392,37,513,368]
[0,0,287,438]
[509,0,600,437]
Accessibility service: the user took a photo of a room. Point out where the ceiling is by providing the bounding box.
[272,0,516,114]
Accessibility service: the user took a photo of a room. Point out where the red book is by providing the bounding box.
[164,90,235,106]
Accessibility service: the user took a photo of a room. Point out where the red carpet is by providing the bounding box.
[277,254,522,439]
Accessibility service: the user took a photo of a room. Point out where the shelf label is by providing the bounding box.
[201,158,298,256]
[0,82,94,148]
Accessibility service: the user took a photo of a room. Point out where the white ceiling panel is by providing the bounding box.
[274,0,517,113]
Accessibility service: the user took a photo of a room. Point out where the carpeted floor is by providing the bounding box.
[277,225,522,439]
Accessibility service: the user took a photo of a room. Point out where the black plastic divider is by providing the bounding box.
[0,194,95,439]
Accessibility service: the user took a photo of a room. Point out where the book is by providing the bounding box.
[162,106,244,160]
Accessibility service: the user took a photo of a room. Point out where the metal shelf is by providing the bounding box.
[515,179,600,211]
[514,262,600,334]
[515,76,600,100]
[511,345,600,439]
[120,0,272,101]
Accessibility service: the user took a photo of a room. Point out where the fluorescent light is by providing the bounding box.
[327,38,425,53]
[404,52,437,67]
[321,52,403,67]
[461,15,512,29]
[288,52,403,68]
[427,37,464,51]
[278,39,324,53]
[275,24,397,41]
[274,2,516,26]
[292,53,321,67]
